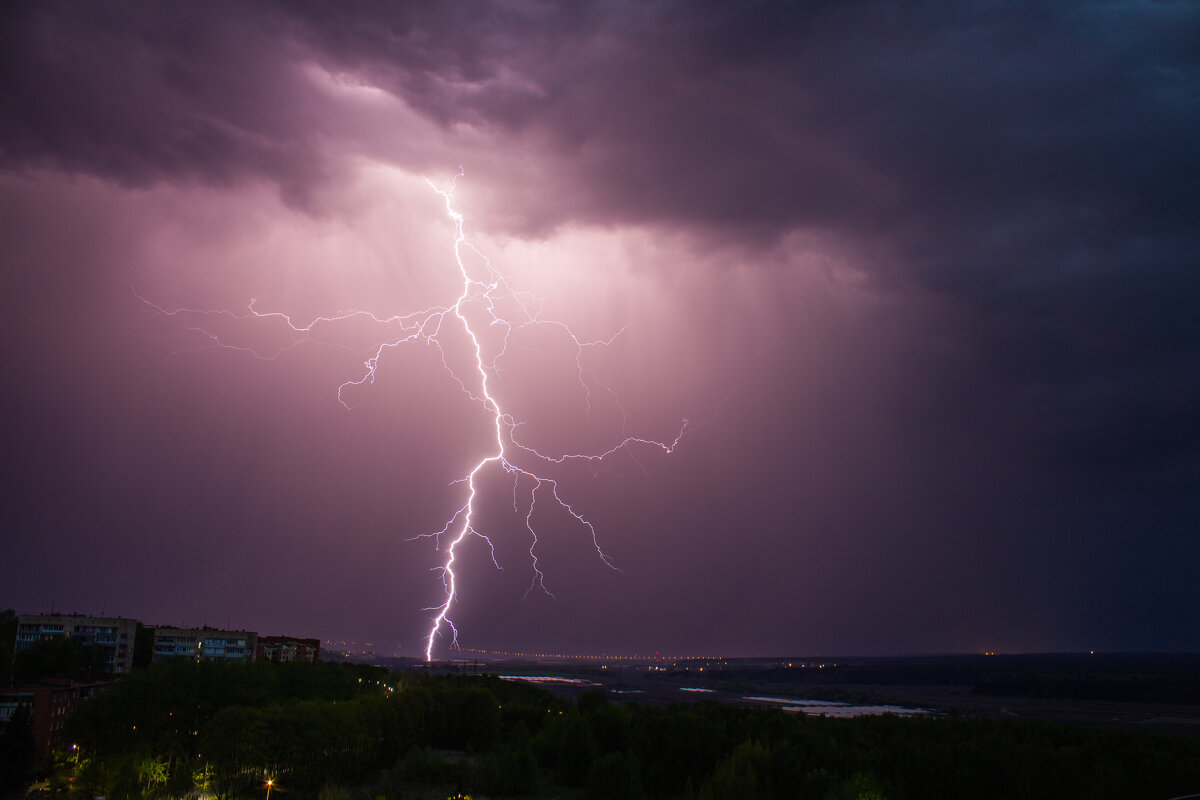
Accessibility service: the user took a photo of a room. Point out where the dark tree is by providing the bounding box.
[556,712,597,786]
[0,609,15,684]
[13,634,106,681]
[589,751,642,800]
[0,705,37,799]
[131,623,154,670]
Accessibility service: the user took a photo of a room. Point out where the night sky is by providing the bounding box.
[3,1,1198,658]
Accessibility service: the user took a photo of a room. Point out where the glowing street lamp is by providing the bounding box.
[265,778,274,800]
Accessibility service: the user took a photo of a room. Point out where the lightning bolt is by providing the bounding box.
[139,167,687,661]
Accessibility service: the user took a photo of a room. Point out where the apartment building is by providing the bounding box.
[256,635,320,663]
[14,614,138,675]
[150,626,258,663]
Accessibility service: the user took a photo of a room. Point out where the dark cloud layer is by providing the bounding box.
[7,2,1197,237]
[2,1,1198,653]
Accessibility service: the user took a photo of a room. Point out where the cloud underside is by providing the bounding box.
[2,0,1198,651]
[6,0,1196,468]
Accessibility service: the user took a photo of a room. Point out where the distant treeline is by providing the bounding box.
[972,673,1200,704]
[692,653,1200,704]
[1,658,1194,800]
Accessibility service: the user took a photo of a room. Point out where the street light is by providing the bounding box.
[265,778,274,800]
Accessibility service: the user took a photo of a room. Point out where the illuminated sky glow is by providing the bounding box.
[2,2,1198,655]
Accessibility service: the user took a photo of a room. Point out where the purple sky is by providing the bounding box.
[3,1,1198,657]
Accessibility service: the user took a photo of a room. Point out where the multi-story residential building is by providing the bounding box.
[14,614,139,675]
[256,635,321,663]
[151,627,258,663]
[0,677,113,753]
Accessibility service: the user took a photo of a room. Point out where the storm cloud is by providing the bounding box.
[3,0,1197,655]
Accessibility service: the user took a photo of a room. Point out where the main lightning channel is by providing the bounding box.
[419,172,685,661]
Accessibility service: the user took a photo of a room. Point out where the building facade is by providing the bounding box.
[151,627,258,663]
[0,678,113,753]
[14,614,139,675]
[256,636,321,663]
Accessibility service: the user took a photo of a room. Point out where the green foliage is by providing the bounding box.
[66,659,391,759]
[500,701,553,740]
[589,704,633,755]
[138,756,168,794]
[0,705,38,800]
[395,748,473,785]
[427,684,501,750]
[838,772,888,800]
[578,688,610,716]
[475,718,539,796]
[0,609,16,684]
[51,664,1200,800]
[199,706,270,798]
[588,751,641,800]
[199,693,425,792]
[477,748,539,796]
[318,782,352,800]
[131,624,154,671]
[556,712,597,786]
[696,740,772,800]
[62,659,405,798]
[631,703,727,795]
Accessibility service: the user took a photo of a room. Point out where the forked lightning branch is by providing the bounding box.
[141,169,686,661]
